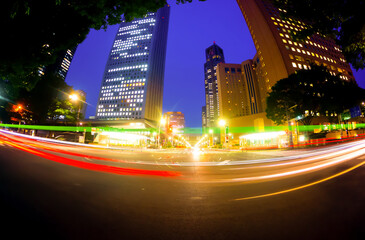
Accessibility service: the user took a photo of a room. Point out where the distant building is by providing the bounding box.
[96,5,170,125]
[203,42,225,128]
[39,46,77,80]
[163,111,185,134]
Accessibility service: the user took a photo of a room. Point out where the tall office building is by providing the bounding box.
[203,42,225,127]
[236,0,354,111]
[96,5,170,122]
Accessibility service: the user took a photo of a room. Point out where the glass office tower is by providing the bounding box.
[96,5,170,122]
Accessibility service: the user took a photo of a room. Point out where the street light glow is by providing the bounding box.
[218,119,226,127]
[69,94,79,101]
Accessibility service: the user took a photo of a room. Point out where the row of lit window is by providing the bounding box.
[98,107,142,113]
[132,18,156,25]
[276,22,340,56]
[101,90,144,98]
[119,24,138,32]
[118,28,147,36]
[289,54,345,73]
[99,96,144,102]
[108,64,148,72]
[271,14,307,28]
[273,21,305,32]
[104,78,146,84]
[115,34,152,45]
[118,52,148,59]
[97,112,138,117]
[102,83,145,92]
[98,103,139,109]
[118,48,148,57]
[111,45,137,52]
[285,44,337,64]
[291,61,349,80]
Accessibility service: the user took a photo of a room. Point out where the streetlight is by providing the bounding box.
[158,117,166,148]
[69,94,79,101]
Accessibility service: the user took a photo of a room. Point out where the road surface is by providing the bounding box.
[0,130,365,239]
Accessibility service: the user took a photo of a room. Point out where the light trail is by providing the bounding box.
[1,139,181,178]
[229,147,365,182]
[224,140,365,170]
[234,156,365,201]
[3,129,365,169]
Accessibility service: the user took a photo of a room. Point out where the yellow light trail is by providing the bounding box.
[235,157,365,201]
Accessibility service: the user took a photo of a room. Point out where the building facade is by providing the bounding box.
[96,5,170,123]
[236,0,354,111]
[241,59,261,114]
[203,42,225,128]
[217,63,248,119]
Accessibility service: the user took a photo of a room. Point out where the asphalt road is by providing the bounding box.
[1,130,365,240]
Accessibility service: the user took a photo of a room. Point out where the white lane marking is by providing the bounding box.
[217,160,231,165]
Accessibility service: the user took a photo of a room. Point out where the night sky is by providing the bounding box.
[65,0,365,128]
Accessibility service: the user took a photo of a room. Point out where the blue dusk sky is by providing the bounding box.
[65,0,365,128]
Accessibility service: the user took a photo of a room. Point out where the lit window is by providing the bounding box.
[292,62,297,68]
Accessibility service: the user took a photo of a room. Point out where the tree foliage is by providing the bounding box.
[0,73,77,124]
[1,0,204,88]
[266,65,365,125]
[47,99,79,124]
[272,0,365,70]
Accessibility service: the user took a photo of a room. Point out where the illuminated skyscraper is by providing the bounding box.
[236,0,354,111]
[39,46,77,80]
[96,5,170,122]
[203,42,225,127]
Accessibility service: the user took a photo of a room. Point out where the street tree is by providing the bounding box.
[14,73,74,124]
[47,99,80,124]
[272,0,365,70]
[266,65,365,126]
